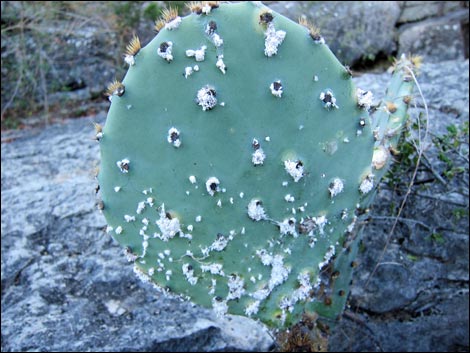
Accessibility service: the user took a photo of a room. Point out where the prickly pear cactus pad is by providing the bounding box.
[97,1,415,329]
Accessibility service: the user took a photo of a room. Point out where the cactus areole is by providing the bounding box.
[98,1,416,329]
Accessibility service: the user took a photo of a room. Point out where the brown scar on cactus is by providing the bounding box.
[276,311,329,352]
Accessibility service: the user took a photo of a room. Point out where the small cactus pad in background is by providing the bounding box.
[97,1,416,329]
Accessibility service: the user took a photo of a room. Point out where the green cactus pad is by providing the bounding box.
[98,1,414,329]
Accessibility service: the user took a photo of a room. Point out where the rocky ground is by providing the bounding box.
[1,1,469,352]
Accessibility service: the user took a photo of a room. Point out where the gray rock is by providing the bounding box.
[462,10,469,58]
[269,1,401,66]
[398,9,468,62]
[330,292,469,352]
[397,1,462,24]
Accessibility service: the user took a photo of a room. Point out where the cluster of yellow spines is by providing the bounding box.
[124,34,141,58]
[154,7,180,32]
[298,17,322,41]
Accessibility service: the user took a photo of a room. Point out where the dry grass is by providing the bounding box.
[0,1,181,130]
